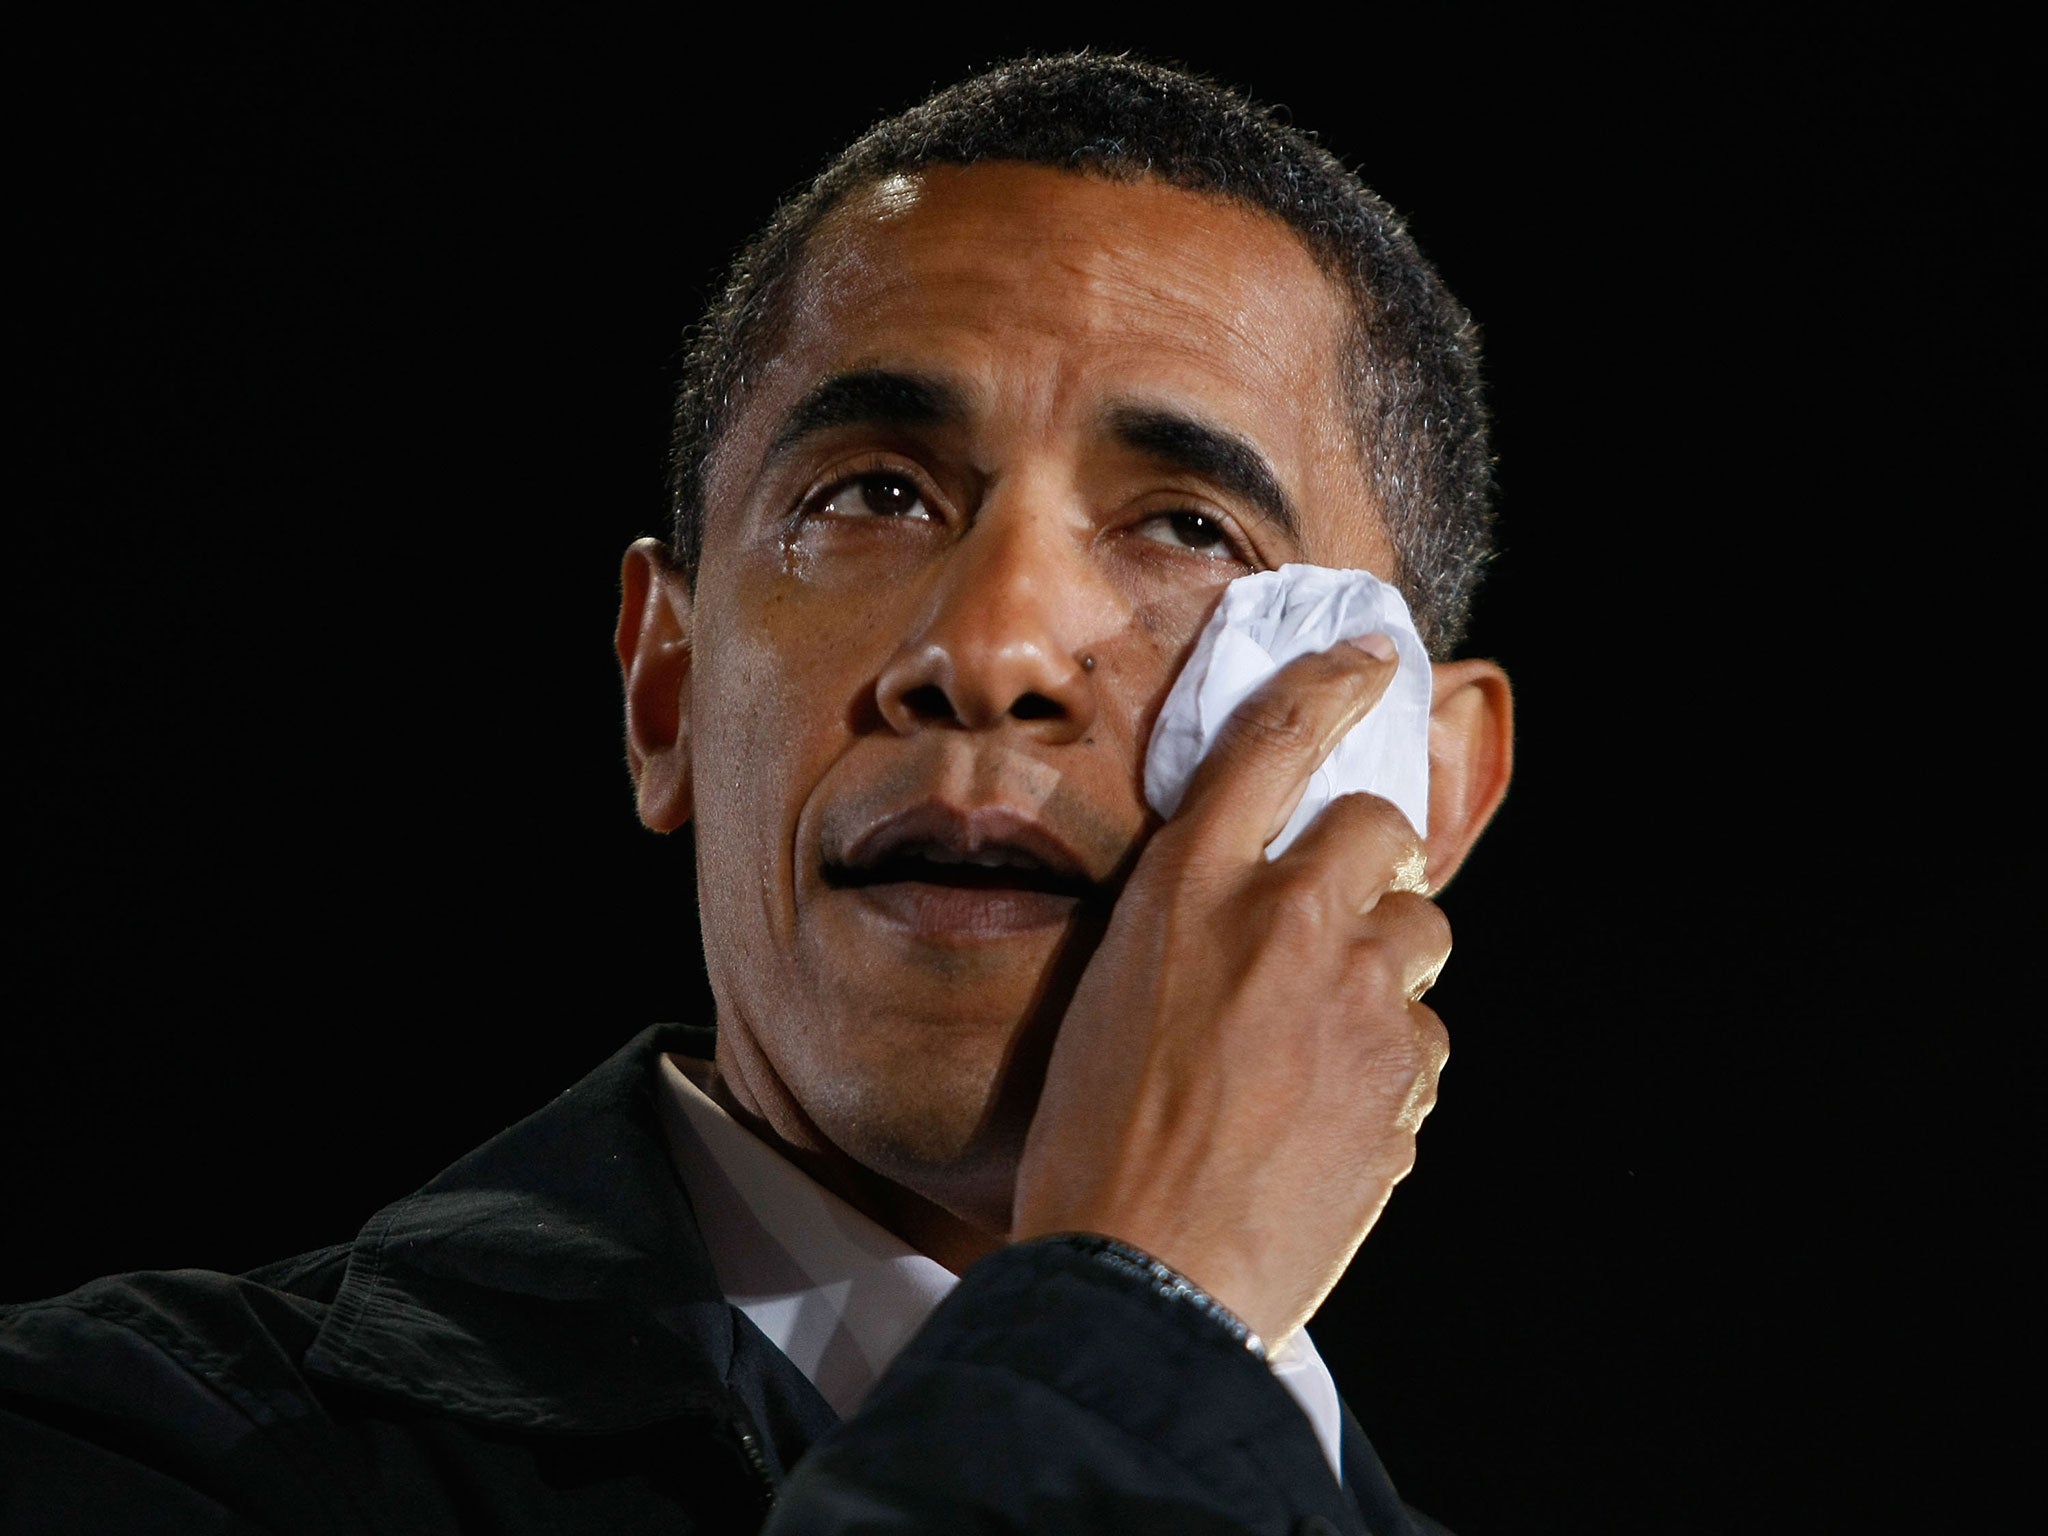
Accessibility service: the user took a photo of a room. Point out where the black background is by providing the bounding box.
[9,9,2033,1532]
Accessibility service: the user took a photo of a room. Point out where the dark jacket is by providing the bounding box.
[1,1024,1443,1534]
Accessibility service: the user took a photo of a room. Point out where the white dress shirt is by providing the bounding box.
[656,1054,1346,1478]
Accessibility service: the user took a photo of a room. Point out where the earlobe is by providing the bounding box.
[616,537,695,833]
[1421,658,1514,891]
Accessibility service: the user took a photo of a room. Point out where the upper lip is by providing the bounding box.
[825,802,1099,899]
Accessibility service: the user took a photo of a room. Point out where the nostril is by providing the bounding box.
[1010,692,1064,721]
[901,683,955,723]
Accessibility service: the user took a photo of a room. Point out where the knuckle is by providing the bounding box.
[1326,789,1407,836]
[1381,890,1453,951]
[1224,694,1321,760]
[1349,924,1449,1003]
[1149,815,1251,892]
[1268,869,1341,932]
[1413,1004,1451,1068]
[1347,941,1408,997]
[1378,1018,1448,1131]
[1309,793,1424,874]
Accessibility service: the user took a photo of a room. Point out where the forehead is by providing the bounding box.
[717,162,1387,568]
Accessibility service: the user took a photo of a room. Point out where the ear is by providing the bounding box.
[1421,658,1514,891]
[616,537,695,833]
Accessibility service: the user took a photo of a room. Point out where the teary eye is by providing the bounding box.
[1137,511,1238,558]
[821,473,930,520]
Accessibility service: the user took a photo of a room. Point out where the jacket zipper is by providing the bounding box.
[728,1402,777,1520]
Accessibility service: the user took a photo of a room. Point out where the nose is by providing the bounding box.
[875,509,1104,743]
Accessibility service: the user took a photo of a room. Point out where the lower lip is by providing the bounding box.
[844,881,1081,939]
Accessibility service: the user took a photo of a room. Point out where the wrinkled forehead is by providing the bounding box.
[796,162,1352,380]
[708,162,1388,570]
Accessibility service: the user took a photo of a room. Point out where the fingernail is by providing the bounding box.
[1347,632,1396,662]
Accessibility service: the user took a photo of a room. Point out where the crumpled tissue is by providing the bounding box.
[1143,564,1431,856]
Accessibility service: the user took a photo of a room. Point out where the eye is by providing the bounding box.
[1134,510,1244,560]
[816,472,931,521]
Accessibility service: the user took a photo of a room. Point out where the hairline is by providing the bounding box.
[691,160,1398,580]
[667,56,1494,657]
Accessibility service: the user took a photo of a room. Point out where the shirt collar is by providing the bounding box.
[301,1020,1346,1477]
[655,1054,957,1417]
[653,1056,1345,1477]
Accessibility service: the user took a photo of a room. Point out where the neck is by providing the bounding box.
[693,1058,1006,1276]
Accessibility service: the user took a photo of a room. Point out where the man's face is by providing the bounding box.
[673,163,1394,1229]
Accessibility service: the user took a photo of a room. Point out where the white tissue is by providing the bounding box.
[1143,565,1431,855]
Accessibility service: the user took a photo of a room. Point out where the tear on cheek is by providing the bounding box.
[990,747,1062,812]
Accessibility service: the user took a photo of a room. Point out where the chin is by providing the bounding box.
[815,1021,1048,1228]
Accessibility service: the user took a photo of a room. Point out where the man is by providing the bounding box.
[1,55,1511,1534]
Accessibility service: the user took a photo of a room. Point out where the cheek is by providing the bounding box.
[686,601,788,911]
[689,563,890,843]
[1098,586,1222,772]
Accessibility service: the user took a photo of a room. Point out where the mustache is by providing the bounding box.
[815,744,1143,890]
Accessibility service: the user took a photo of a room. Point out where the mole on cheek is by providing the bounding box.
[1130,601,1195,662]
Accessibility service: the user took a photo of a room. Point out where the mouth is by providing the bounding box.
[822,804,1102,936]
[826,843,1096,899]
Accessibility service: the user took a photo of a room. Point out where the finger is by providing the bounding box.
[1349,889,1454,1002]
[1339,983,1450,1130]
[1384,999,1449,1134]
[1175,637,1399,863]
[1270,790,1428,919]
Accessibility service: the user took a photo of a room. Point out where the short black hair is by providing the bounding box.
[667,53,1493,656]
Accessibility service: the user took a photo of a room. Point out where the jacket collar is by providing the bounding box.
[305,1023,744,1434]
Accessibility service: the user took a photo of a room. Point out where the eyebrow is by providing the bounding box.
[762,375,1300,544]
[765,369,968,464]
[1104,404,1300,543]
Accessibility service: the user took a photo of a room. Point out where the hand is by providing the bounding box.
[1012,637,1452,1345]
